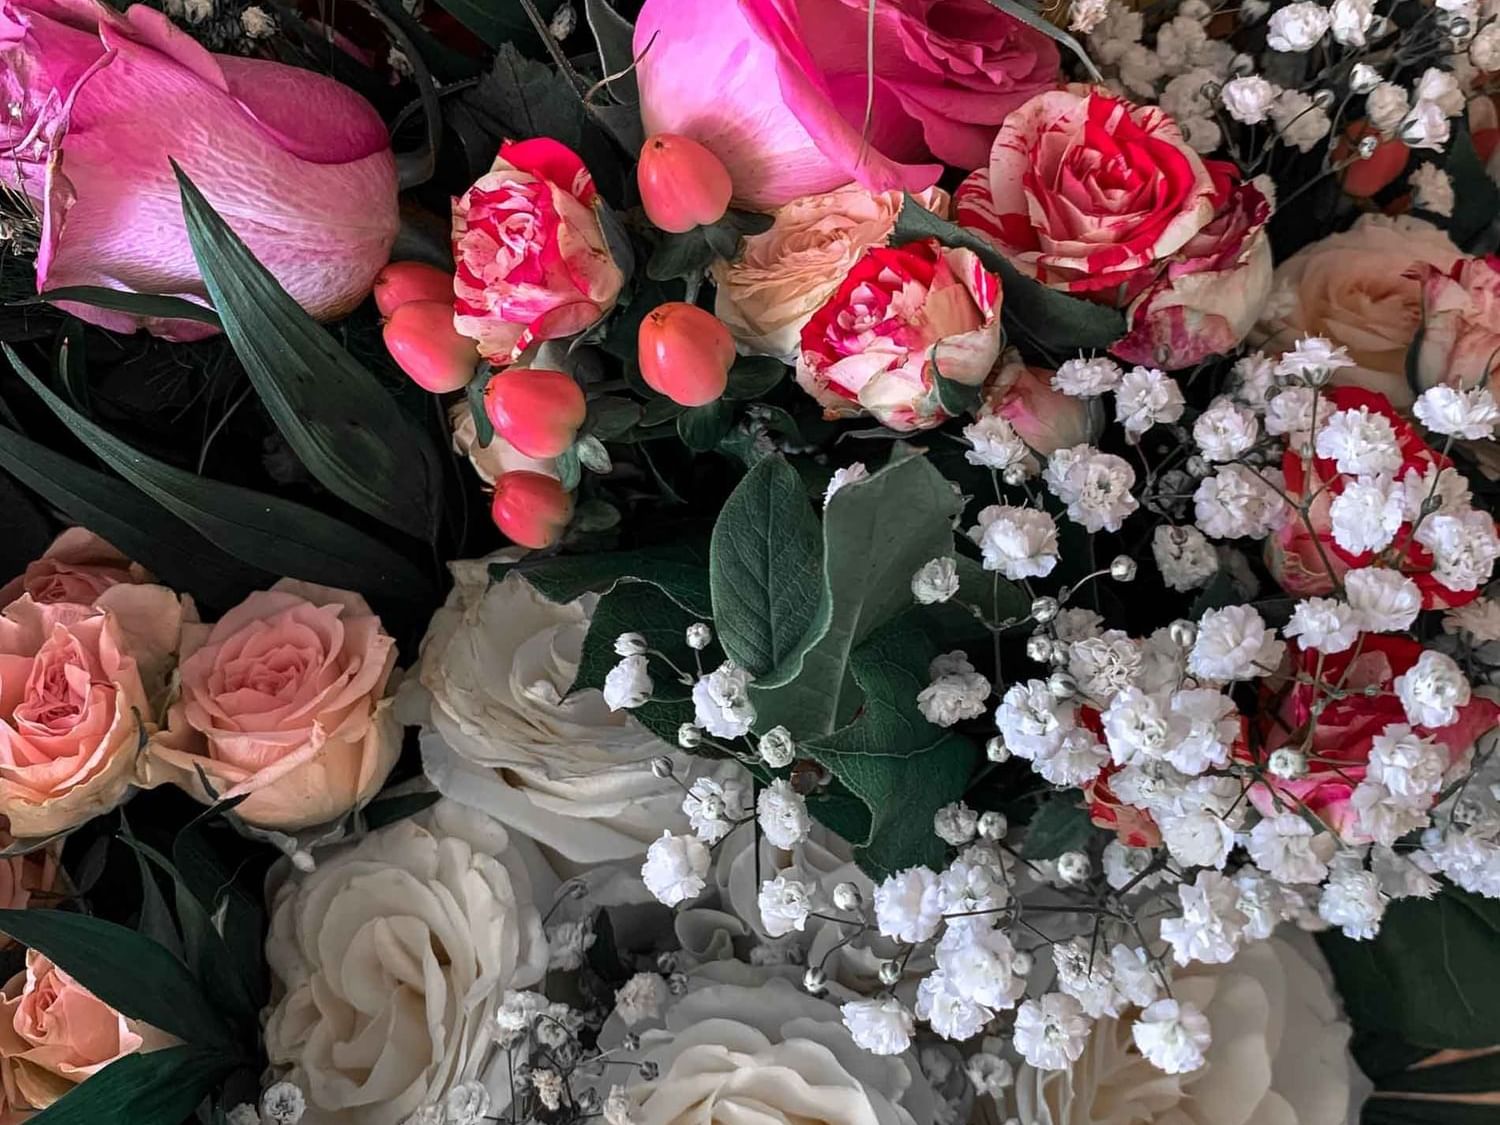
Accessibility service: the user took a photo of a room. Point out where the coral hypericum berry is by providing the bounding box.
[638,302,734,406]
[373,261,456,318]
[491,471,573,549]
[637,134,734,234]
[484,368,588,459]
[382,300,478,393]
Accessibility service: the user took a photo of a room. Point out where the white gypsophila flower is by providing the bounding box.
[1417,509,1500,592]
[1372,844,1440,900]
[1069,631,1143,701]
[1160,66,1216,120]
[1116,366,1185,436]
[1275,336,1356,383]
[1180,114,1223,156]
[1267,0,1330,49]
[1264,386,1317,441]
[918,660,992,727]
[615,972,669,1027]
[614,632,648,656]
[261,1083,306,1125]
[1193,397,1259,462]
[1394,649,1471,727]
[966,1052,1015,1098]
[758,875,814,937]
[841,998,914,1055]
[1329,474,1404,555]
[1054,937,1122,1018]
[1045,446,1139,532]
[1444,598,1500,642]
[1131,999,1211,1074]
[1409,163,1455,218]
[240,5,276,36]
[1414,385,1500,439]
[1161,870,1248,965]
[603,654,653,710]
[1054,607,1105,643]
[1013,994,1091,1071]
[1247,814,1335,883]
[1345,567,1422,631]
[1318,864,1387,939]
[1102,840,1160,890]
[1284,597,1360,654]
[1159,806,1236,869]
[917,971,992,1041]
[931,649,977,679]
[1088,1,1143,59]
[1102,686,1172,765]
[1315,405,1403,476]
[824,462,869,505]
[1152,525,1219,591]
[1220,75,1278,123]
[547,920,596,971]
[1368,724,1446,800]
[1189,605,1285,681]
[1232,869,1300,940]
[1110,944,1161,1007]
[1349,62,1381,93]
[1193,464,1287,539]
[445,1083,491,1125]
[1329,0,1373,45]
[995,679,1073,760]
[1033,725,1110,786]
[1117,43,1165,98]
[686,622,713,650]
[227,1105,260,1125]
[757,725,796,768]
[874,866,941,943]
[964,414,1031,470]
[532,1070,565,1112]
[1069,0,1111,33]
[1415,66,1464,116]
[1230,351,1277,410]
[1168,688,1239,775]
[1270,89,1331,151]
[1400,463,1472,521]
[971,504,1060,579]
[1352,779,1431,848]
[692,661,756,737]
[1053,355,1124,397]
[1366,82,1410,134]
[931,868,1010,943]
[642,831,710,906]
[757,779,811,848]
[934,801,979,846]
[1425,829,1500,898]
[1155,20,1210,75]
[911,557,961,605]
[682,776,748,844]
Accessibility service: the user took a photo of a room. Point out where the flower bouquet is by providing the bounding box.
[0,0,1496,1123]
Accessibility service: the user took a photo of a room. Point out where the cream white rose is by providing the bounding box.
[264,799,551,1125]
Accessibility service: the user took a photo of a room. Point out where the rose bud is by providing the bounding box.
[374,261,456,318]
[638,302,734,406]
[491,471,574,548]
[637,134,734,233]
[383,300,479,393]
[483,368,587,459]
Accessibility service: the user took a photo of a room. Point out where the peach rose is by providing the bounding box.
[0,842,58,939]
[980,349,1099,456]
[145,580,399,832]
[0,949,169,1113]
[1253,214,1460,409]
[0,586,185,838]
[0,529,150,609]
[711,184,948,361]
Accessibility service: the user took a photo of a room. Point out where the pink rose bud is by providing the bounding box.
[484,368,587,459]
[638,302,734,406]
[491,471,574,549]
[637,134,734,233]
[382,300,479,393]
[373,261,456,318]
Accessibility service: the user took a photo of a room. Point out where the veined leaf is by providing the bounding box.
[22,1046,232,1125]
[31,287,222,328]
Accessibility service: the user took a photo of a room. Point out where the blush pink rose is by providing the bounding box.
[956,85,1218,306]
[796,238,1002,431]
[0,529,149,609]
[1413,255,1500,395]
[633,0,1058,208]
[0,949,169,1113]
[145,580,399,831]
[1111,165,1273,370]
[0,0,399,340]
[452,139,624,367]
[0,586,184,838]
[0,841,58,929]
[979,349,1098,456]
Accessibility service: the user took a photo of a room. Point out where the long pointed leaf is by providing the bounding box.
[175,165,443,541]
[31,286,222,328]
[23,1046,232,1125]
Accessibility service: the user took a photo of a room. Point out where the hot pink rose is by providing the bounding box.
[795,238,1002,431]
[145,580,399,831]
[633,0,1058,208]
[0,529,149,609]
[1413,255,1500,395]
[956,86,1219,306]
[0,586,184,838]
[0,0,399,340]
[1111,166,1274,370]
[979,349,1098,456]
[452,139,624,367]
[0,950,168,1113]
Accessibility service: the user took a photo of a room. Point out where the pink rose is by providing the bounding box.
[979,349,1098,456]
[0,950,169,1113]
[956,86,1218,306]
[0,840,59,952]
[795,238,1002,431]
[0,529,149,609]
[0,0,399,340]
[1111,166,1274,370]
[633,0,1058,208]
[145,580,399,831]
[1413,255,1500,395]
[452,139,625,366]
[0,586,184,838]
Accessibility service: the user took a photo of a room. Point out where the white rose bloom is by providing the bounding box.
[1284,597,1360,655]
[971,505,1060,579]
[642,831,711,906]
[1220,75,1278,124]
[1394,650,1471,728]
[264,801,550,1125]
[1152,525,1219,591]
[1413,385,1500,439]
[693,661,757,738]
[1472,21,1500,69]
[1193,465,1288,540]
[842,998,916,1056]
[401,559,691,869]
[1193,397,1259,462]
[1115,366,1185,436]
[1344,568,1421,632]
[1329,474,1404,555]
[1328,0,1372,44]
[1015,934,1365,1125]
[1188,605,1285,681]
[1267,1,1330,50]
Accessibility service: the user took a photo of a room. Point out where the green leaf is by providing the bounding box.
[6,347,433,603]
[433,0,561,46]
[930,354,984,416]
[802,618,944,759]
[176,165,443,542]
[576,434,613,474]
[677,399,736,451]
[362,789,442,830]
[724,356,788,401]
[1021,792,1092,859]
[171,822,266,1016]
[710,456,824,677]
[120,818,182,960]
[647,228,716,282]
[468,368,496,447]
[555,445,582,491]
[22,1046,233,1125]
[586,396,642,440]
[1441,120,1500,255]
[892,195,1125,357]
[0,910,235,1048]
[31,287,222,328]
[979,0,1102,82]
[640,397,685,428]
[1361,1098,1500,1125]
[504,540,712,617]
[584,0,639,103]
[1373,1047,1500,1096]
